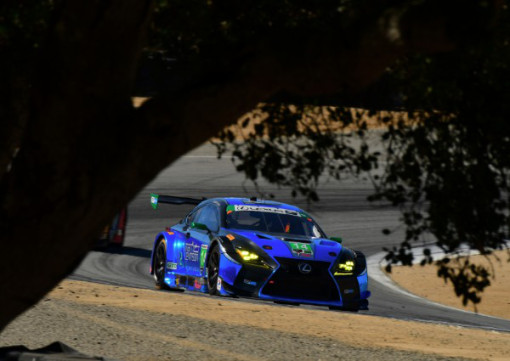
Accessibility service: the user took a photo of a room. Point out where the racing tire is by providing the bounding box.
[207,244,221,296]
[154,241,170,290]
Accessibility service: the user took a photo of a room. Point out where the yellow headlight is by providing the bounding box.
[236,249,259,261]
[334,260,355,275]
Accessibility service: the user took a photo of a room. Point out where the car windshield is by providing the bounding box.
[225,205,325,238]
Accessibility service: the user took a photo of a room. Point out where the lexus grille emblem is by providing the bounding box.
[298,262,312,274]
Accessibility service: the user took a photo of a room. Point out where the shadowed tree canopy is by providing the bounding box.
[214,2,510,308]
[0,0,502,331]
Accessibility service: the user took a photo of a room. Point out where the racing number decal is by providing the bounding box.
[289,242,313,258]
[199,245,208,270]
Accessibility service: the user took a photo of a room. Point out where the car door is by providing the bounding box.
[185,203,220,282]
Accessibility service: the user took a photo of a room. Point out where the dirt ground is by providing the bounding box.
[388,250,510,320]
[0,279,508,361]
[132,97,403,141]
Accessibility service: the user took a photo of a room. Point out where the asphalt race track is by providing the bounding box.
[72,144,510,333]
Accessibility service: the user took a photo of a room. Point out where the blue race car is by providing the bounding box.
[149,195,370,310]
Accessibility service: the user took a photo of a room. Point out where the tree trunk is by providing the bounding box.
[0,0,155,331]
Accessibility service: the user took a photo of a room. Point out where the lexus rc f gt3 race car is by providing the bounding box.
[149,195,370,310]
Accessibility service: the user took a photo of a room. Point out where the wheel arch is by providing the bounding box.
[150,232,172,275]
[205,238,223,269]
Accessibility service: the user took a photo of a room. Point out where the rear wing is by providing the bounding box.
[150,193,205,209]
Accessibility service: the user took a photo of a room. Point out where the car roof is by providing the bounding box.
[201,197,302,212]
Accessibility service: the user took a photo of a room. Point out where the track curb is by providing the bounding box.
[366,246,509,323]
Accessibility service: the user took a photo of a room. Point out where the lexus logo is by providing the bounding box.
[298,262,312,274]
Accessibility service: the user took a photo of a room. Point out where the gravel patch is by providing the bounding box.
[0,298,470,361]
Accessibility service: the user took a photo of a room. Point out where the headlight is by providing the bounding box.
[236,249,260,261]
[221,234,276,269]
[234,246,270,268]
[333,248,366,276]
[335,260,355,275]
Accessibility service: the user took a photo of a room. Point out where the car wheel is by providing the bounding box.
[207,244,220,295]
[154,241,169,290]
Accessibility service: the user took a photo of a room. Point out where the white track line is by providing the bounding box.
[367,245,509,322]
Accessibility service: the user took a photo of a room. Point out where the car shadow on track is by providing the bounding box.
[95,246,152,259]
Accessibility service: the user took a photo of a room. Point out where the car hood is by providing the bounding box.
[226,229,343,261]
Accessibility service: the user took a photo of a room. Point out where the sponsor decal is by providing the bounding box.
[226,234,235,241]
[344,289,354,294]
[185,242,200,262]
[179,252,184,266]
[199,245,208,269]
[217,277,222,291]
[166,262,178,270]
[233,205,300,217]
[289,242,314,258]
[298,262,312,274]
[175,278,180,286]
[194,278,205,289]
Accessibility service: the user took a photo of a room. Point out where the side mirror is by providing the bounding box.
[191,222,210,232]
[330,237,343,244]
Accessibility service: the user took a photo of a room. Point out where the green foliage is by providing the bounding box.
[150,0,356,52]
[215,104,379,201]
[436,257,491,308]
[0,1,56,168]
[0,1,55,50]
[374,6,510,304]
[147,0,376,76]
